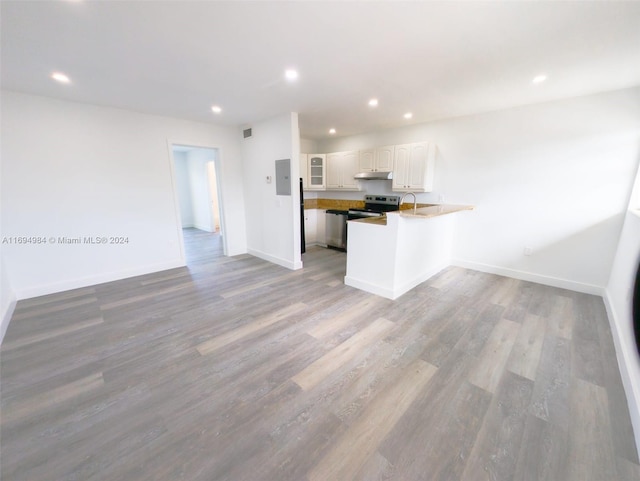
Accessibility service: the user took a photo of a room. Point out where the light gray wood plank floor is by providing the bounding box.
[1,227,638,480]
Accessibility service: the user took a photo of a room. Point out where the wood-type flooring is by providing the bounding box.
[1,228,639,480]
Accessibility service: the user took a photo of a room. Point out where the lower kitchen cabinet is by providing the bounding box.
[303,209,326,247]
[303,208,316,244]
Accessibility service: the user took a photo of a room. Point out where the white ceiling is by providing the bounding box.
[2,1,640,140]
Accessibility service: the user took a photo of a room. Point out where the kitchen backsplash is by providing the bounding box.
[303,198,365,210]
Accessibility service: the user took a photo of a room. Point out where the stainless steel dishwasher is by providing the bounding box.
[325,209,348,251]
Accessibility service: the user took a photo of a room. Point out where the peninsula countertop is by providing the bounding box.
[349,204,474,226]
[393,203,474,219]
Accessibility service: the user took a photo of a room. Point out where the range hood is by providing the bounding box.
[354,171,393,180]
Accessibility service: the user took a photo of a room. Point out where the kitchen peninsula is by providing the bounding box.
[344,204,474,299]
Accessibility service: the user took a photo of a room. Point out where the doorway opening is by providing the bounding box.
[171,144,225,265]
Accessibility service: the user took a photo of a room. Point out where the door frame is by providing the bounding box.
[166,140,228,261]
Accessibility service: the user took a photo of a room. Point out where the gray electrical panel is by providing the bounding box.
[275,159,291,196]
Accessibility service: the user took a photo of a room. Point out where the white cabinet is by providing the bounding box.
[359,145,394,172]
[301,142,435,192]
[307,154,326,190]
[375,145,394,172]
[303,209,325,247]
[316,209,326,246]
[359,149,375,172]
[299,153,308,189]
[392,142,435,192]
[303,208,317,244]
[326,151,360,190]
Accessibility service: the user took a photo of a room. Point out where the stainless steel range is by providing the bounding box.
[348,195,401,220]
[325,195,400,251]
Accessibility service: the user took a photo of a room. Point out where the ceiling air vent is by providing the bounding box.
[243,128,252,139]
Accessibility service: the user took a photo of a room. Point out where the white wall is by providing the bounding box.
[300,137,318,154]
[605,211,640,452]
[319,87,640,293]
[1,91,247,300]
[241,113,302,270]
[1,256,17,343]
[345,213,455,299]
[173,152,194,228]
[186,148,216,232]
[208,162,221,231]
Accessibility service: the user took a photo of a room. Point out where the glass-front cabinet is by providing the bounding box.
[307,154,326,190]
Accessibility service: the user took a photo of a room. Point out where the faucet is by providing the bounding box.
[400,192,417,213]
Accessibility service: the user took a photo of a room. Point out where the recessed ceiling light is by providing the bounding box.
[368,98,379,107]
[285,69,299,81]
[211,105,222,114]
[403,112,413,119]
[51,72,70,84]
[329,128,336,135]
[532,74,547,84]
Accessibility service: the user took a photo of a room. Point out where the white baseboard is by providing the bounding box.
[344,276,395,299]
[603,291,640,459]
[0,293,18,345]
[345,262,449,300]
[452,258,605,296]
[14,259,186,300]
[247,249,302,270]
[304,241,327,248]
[394,263,449,299]
[453,258,639,458]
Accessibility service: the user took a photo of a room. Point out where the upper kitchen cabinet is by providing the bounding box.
[300,153,308,189]
[326,151,360,190]
[359,145,394,172]
[392,142,435,192]
[307,154,326,190]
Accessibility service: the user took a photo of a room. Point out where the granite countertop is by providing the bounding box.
[349,216,388,226]
[304,199,365,210]
[397,203,437,211]
[305,199,474,224]
[393,204,475,219]
[351,204,474,226]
